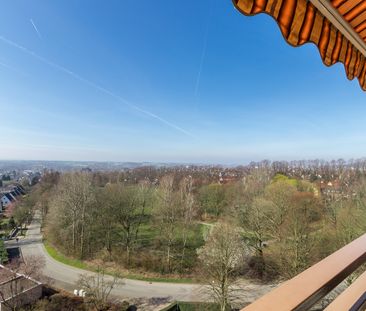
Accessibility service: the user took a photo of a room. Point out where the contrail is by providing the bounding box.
[194,1,214,98]
[0,60,29,77]
[0,61,14,71]
[30,19,42,39]
[0,35,194,138]
[194,31,208,98]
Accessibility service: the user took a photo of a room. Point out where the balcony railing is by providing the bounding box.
[242,233,366,311]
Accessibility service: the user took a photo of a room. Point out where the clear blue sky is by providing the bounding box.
[0,0,365,164]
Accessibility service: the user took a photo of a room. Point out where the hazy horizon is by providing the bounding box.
[0,157,364,167]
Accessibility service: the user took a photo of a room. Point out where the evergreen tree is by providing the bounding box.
[8,217,16,229]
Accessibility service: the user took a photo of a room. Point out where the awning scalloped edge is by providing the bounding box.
[233,0,366,91]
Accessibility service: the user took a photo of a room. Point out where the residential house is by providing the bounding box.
[9,191,18,199]
[3,194,15,204]
[15,186,26,195]
[0,195,11,208]
[0,265,42,311]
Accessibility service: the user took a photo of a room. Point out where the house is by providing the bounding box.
[0,265,42,311]
[12,188,21,196]
[319,179,342,197]
[3,193,15,203]
[14,186,26,195]
[4,185,26,199]
[10,191,18,199]
[0,195,11,208]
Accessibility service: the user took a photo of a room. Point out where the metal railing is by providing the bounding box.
[242,233,366,311]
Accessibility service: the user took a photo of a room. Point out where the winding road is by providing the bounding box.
[5,212,276,307]
[9,212,204,302]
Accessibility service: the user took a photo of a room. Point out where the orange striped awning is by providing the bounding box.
[232,0,366,91]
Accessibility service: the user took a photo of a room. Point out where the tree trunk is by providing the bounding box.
[180,227,188,270]
[72,217,76,252]
[221,273,228,311]
[167,243,171,273]
[80,205,86,259]
[125,226,132,266]
[80,226,84,259]
[106,229,112,260]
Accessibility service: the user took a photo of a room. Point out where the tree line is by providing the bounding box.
[32,167,365,277]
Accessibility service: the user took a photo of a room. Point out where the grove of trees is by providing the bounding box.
[22,160,366,288]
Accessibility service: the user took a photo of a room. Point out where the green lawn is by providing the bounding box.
[44,242,90,270]
[1,219,9,226]
[43,221,207,283]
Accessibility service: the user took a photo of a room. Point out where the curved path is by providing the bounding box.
[12,212,204,302]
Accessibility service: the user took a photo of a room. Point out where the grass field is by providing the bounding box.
[44,242,90,270]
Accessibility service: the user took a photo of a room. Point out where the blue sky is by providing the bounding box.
[0,0,365,164]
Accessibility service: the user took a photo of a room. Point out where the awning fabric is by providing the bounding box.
[333,0,366,41]
[233,0,366,91]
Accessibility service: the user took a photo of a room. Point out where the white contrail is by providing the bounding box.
[30,19,42,39]
[194,32,208,98]
[0,61,13,71]
[0,35,194,138]
[0,60,29,77]
[194,1,214,98]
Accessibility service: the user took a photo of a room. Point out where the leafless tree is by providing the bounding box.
[103,181,151,265]
[197,222,247,311]
[77,268,123,310]
[0,256,45,311]
[48,172,95,258]
[278,192,321,277]
[178,176,196,268]
[155,175,180,272]
[239,197,272,277]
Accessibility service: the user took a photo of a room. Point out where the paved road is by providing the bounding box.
[11,211,204,302]
[6,212,276,307]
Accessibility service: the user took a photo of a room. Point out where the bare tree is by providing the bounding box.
[239,197,272,277]
[94,187,117,260]
[277,192,321,277]
[104,182,151,265]
[77,268,123,310]
[198,183,226,217]
[18,255,45,281]
[263,180,297,241]
[155,175,180,272]
[178,176,196,268]
[0,256,45,311]
[48,172,95,258]
[231,170,272,277]
[197,222,247,311]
